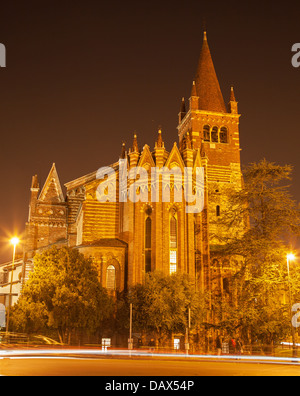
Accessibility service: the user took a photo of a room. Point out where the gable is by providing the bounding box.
[137,144,155,170]
[39,163,65,203]
[164,143,185,171]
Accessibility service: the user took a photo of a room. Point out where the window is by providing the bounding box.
[170,211,178,274]
[76,211,83,246]
[145,217,151,249]
[106,265,116,290]
[145,215,152,273]
[220,127,228,143]
[203,125,210,142]
[170,215,177,248]
[223,278,230,294]
[211,126,218,142]
[216,205,220,217]
[0,269,8,285]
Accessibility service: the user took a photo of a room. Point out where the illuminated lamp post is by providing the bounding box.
[286,253,297,357]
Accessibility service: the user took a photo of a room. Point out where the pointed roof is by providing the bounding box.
[120,142,126,159]
[194,31,226,113]
[191,81,197,97]
[230,86,236,102]
[31,174,39,190]
[138,144,156,169]
[132,134,139,153]
[164,142,186,171]
[180,97,186,113]
[155,128,164,148]
[39,163,65,203]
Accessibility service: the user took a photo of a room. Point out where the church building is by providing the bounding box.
[20,31,243,297]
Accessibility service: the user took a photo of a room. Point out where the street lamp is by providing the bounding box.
[5,237,20,335]
[128,303,133,350]
[286,253,296,357]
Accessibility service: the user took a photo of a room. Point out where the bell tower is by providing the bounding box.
[178,31,243,246]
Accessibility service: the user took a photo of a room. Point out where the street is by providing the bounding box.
[1,355,300,376]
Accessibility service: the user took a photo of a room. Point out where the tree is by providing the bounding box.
[210,160,300,348]
[10,246,114,343]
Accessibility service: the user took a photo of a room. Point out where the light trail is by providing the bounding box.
[0,348,300,366]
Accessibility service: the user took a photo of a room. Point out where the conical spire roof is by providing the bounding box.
[132,134,139,153]
[120,142,126,159]
[230,86,236,102]
[156,128,164,148]
[194,31,226,113]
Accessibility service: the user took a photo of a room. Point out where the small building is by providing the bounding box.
[0,258,23,308]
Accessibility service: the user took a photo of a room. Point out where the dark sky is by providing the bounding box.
[0,0,300,262]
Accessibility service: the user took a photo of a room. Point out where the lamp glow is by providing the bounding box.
[10,237,20,246]
[287,253,296,261]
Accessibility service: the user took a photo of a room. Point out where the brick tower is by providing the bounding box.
[178,31,243,249]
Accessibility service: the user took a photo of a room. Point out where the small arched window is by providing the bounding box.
[220,127,228,143]
[203,125,210,142]
[211,126,218,143]
[145,215,152,273]
[170,211,178,274]
[223,278,230,294]
[145,217,151,249]
[106,265,116,290]
[170,215,178,249]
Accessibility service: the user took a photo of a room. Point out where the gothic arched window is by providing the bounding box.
[211,126,218,143]
[170,210,178,274]
[170,215,177,248]
[145,216,152,273]
[144,206,152,273]
[106,265,116,290]
[203,125,210,142]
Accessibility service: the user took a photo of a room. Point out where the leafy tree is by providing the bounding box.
[10,246,114,343]
[210,160,300,348]
[123,272,207,345]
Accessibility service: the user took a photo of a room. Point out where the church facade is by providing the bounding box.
[21,32,243,296]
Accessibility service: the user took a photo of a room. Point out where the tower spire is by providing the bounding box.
[178,97,186,123]
[191,80,197,97]
[132,134,139,153]
[156,127,164,148]
[194,31,226,113]
[120,142,126,159]
[228,86,238,114]
[230,86,236,101]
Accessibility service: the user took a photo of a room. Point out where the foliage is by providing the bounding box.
[210,160,300,346]
[122,272,208,343]
[10,246,114,343]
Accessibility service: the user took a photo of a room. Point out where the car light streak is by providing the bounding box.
[0,349,300,366]
[281,342,300,347]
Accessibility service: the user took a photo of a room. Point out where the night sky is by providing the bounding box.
[0,0,300,262]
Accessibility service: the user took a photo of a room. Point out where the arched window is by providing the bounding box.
[145,215,152,273]
[170,211,178,274]
[211,126,218,143]
[203,125,210,142]
[106,265,116,290]
[170,216,177,248]
[212,258,219,267]
[216,205,220,217]
[223,278,230,294]
[220,127,228,143]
